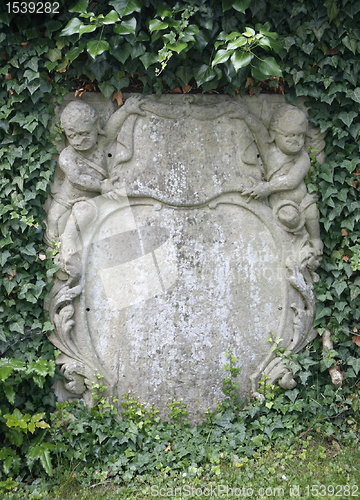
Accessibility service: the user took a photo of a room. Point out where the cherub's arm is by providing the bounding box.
[59,150,102,193]
[103,95,145,146]
[242,153,310,199]
[188,100,241,120]
[244,114,272,160]
[267,153,310,192]
[228,103,272,161]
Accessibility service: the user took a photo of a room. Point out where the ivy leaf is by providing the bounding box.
[136,30,150,41]
[284,36,296,51]
[231,51,253,71]
[251,434,263,447]
[184,25,200,36]
[227,36,247,50]
[222,0,235,12]
[111,42,133,63]
[60,18,83,37]
[194,29,211,52]
[324,0,339,23]
[24,70,40,82]
[213,410,233,429]
[131,43,146,58]
[347,357,360,374]
[252,57,282,80]
[0,250,11,266]
[87,40,110,58]
[25,57,38,72]
[21,243,36,256]
[342,35,358,54]
[109,0,142,17]
[149,19,169,32]
[298,370,311,384]
[79,24,97,37]
[140,52,158,69]
[194,64,219,86]
[69,0,89,13]
[222,0,251,13]
[176,66,193,85]
[66,43,86,62]
[113,17,137,35]
[98,81,116,100]
[347,87,360,103]
[167,42,188,54]
[333,281,347,296]
[4,384,15,405]
[320,358,336,371]
[45,20,63,33]
[285,389,299,403]
[250,0,266,17]
[232,0,251,13]
[350,286,360,301]
[212,49,231,67]
[102,10,119,24]
[337,111,358,127]
[45,48,62,62]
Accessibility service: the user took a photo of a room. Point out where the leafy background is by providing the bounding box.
[0,0,359,493]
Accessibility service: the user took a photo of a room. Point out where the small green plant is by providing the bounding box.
[267,332,284,353]
[149,3,200,76]
[304,145,321,192]
[220,348,242,412]
[212,23,282,81]
[91,373,107,400]
[348,244,360,271]
[91,375,118,416]
[167,399,189,428]
[121,393,159,430]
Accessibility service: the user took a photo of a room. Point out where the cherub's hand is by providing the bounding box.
[228,102,248,120]
[109,174,119,184]
[241,181,271,200]
[123,95,146,116]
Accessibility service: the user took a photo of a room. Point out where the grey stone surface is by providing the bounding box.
[45,93,325,422]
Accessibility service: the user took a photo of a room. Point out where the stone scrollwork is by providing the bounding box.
[45,94,324,420]
[236,101,324,397]
[46,96,145,403]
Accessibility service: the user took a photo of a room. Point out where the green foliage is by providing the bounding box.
[121,393,159,430]
[167,399,189,428]
[0,0,359,493]
[213,23,282,79]
[220,348,242,412]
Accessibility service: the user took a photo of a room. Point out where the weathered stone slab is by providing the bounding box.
[45,93,325,423]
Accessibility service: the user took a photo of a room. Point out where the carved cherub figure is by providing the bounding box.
[45,96,145,246]
[230,103,323,260]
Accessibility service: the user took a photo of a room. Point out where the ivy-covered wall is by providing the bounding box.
[0,0,359,491]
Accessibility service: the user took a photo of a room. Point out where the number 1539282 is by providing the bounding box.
[6,2,60,14]
[305,485,358,496]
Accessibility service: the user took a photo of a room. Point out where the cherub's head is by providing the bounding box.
[270,105,308,155]
[61,101,99,152]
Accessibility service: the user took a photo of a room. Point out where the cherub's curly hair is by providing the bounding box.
[60,100,98,130]
[270,104,308,134]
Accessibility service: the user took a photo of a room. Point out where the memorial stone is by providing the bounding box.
[45,93,325,423]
